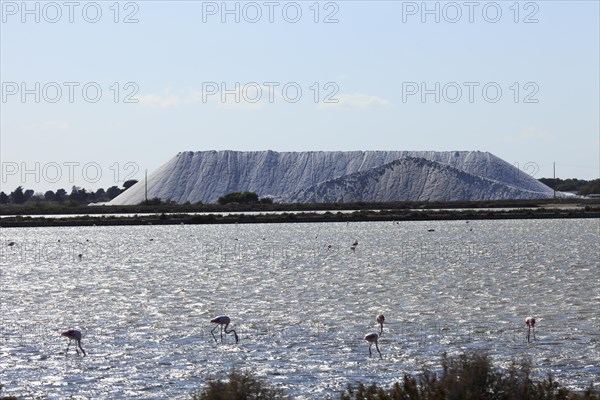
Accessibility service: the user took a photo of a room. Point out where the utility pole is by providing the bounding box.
[553,162,556,199]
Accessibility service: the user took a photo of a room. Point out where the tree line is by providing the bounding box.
[538,178,599,196]
[0,180,138,205]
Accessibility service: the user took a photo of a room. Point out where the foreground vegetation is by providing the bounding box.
[340,352,599,400]
[191,370,285,400]
[188,352,598,400]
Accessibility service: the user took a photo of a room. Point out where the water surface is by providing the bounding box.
[1,219,598,398]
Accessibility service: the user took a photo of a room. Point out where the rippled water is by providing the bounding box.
[1,219,598,399]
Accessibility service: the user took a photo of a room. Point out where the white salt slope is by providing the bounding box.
[108,150,555,205]
[290,157,550,202]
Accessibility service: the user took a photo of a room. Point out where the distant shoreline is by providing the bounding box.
[1,205,598,228]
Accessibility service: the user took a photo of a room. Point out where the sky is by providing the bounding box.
[1,0,599,194]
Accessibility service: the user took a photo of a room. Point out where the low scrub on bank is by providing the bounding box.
[340,352,598,400]
[191,352,598,400]
[191,369,285,400]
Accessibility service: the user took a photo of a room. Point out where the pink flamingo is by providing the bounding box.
[350,240,358,252]
[210,316,239,344]
[364,332,381,358]
[525,317,536,343]
[376,314,385,334]
[61,329,86,356]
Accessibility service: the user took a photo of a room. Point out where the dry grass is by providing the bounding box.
[191,369,286,400]
[340,351,599,400]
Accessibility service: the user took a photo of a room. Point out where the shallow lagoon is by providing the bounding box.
[1,219,598,398]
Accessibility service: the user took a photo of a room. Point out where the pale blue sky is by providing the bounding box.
[1,1,598,193]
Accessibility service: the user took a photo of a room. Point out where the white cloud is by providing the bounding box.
[138,85,275,110]
[190,85,275,110]
[32,120,70,130]
[138,87,392,111]
[215,99,265,110]
[521,127,555,141]
[319,93,392,109]
[137,94,181,108]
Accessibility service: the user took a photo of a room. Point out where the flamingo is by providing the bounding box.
[210,316,239,344]
[61,329,86,356]
[376,314,385,334]
[350,240,358,252]
[525,317,536,343]
[364,332,382,358]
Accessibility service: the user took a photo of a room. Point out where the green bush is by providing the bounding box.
[191,369,285,400]
[340,351,599,400]
[218,192,260,205]
[578,179,600,196]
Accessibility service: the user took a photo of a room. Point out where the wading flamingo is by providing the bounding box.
[210,316,239,344]
[364,332,381,358]
[61,329,86,356]
[525,317,536,343]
